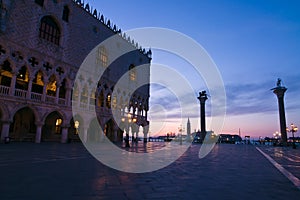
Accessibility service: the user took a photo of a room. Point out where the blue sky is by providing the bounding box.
[87,0,300,138]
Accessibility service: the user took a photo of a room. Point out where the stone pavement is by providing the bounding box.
[256,145,300,188]
[1,142,300,200]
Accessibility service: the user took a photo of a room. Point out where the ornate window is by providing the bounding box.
[46,75,57,96]
[90,89,96,105]
[39,16,60,45]
[81,85,88,104]
[59,79,66,99]
[112,96,117,109]
[97,46,108,67]
[106,94,111,108]
[32,70,44,94]
[15,66,29,90]
[72,83,79,101]
[0,60,12,87]
[129,64,136,81]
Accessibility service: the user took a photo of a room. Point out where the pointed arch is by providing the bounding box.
[32,70,44,94]
[0,60,13,87]
[97,90,104,107]
[59,78,66,99]
[42,111,64,141]
[46,74,57,96]
[15,65,29,90]
[9,107,37,141]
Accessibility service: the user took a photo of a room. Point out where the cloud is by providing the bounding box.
[148,74,300,126]
[225,75,300,116]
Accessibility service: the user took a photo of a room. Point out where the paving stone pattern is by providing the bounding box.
[1,142,300,200]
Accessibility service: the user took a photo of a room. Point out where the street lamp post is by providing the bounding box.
[287,123,298,149]
[178,125,185,145]
[273,131,281,146]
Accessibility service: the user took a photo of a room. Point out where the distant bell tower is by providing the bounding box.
[271,78,288,146]
[187,118,191,140]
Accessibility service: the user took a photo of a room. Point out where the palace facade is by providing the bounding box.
[0,0,151,143]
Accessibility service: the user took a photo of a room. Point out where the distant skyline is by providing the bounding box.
[87,0,300,138]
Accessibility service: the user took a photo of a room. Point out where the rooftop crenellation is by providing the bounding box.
[72,0,152,59]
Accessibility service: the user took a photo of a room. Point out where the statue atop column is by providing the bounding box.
[271,78,288,146]
[198,90,208,134]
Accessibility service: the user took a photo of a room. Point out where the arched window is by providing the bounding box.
[62,6,70,22]
[46,75,57,96]
[0,60,12,87]
[15,66,29,90]
[97,90,104,107]
[32,70,44,94]
[72,83,79,101]
[39,16,60,45]
[97,46,108,67]
[81,84,88,104]
[106,94,111,108]
[129,64,136,81]
[59,79,66,99]
[90,88,96,105]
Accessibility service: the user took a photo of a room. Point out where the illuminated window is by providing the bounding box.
[39,16,60,45]
[90,89,96,105]
[55,118,62,134]
[46,75,57,96]
[97,46,108,67]
[32,70,44,94]
[112,96,117,109]
[15,66,29,90]
[129,64,136,81]
[72,83,79,101]
[106,94,111,108]
[0,60,12,87]
[81,85,88,104]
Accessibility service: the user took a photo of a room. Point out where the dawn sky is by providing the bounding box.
[87,0,300,138]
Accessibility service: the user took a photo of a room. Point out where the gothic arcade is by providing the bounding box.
[0,0,151,143]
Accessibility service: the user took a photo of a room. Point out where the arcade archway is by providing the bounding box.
[42,111,63,142]
[10,107,36,141]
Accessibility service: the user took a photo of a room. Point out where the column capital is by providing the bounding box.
[272,87,287,98]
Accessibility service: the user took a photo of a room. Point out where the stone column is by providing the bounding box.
[42,81,48,102]
[143,124,149,143]
[35,123,43,143]
[82,126,88,143]
[125,126,130,147]
[198,91,208,134]
[113,125,118,142]
[131,123,139,143]
[0,121,11,142]
[65,87,72,106]
[26,78,33,99]
[9,73,16,96]
[55,83,61,104]
[272,79,288,146]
